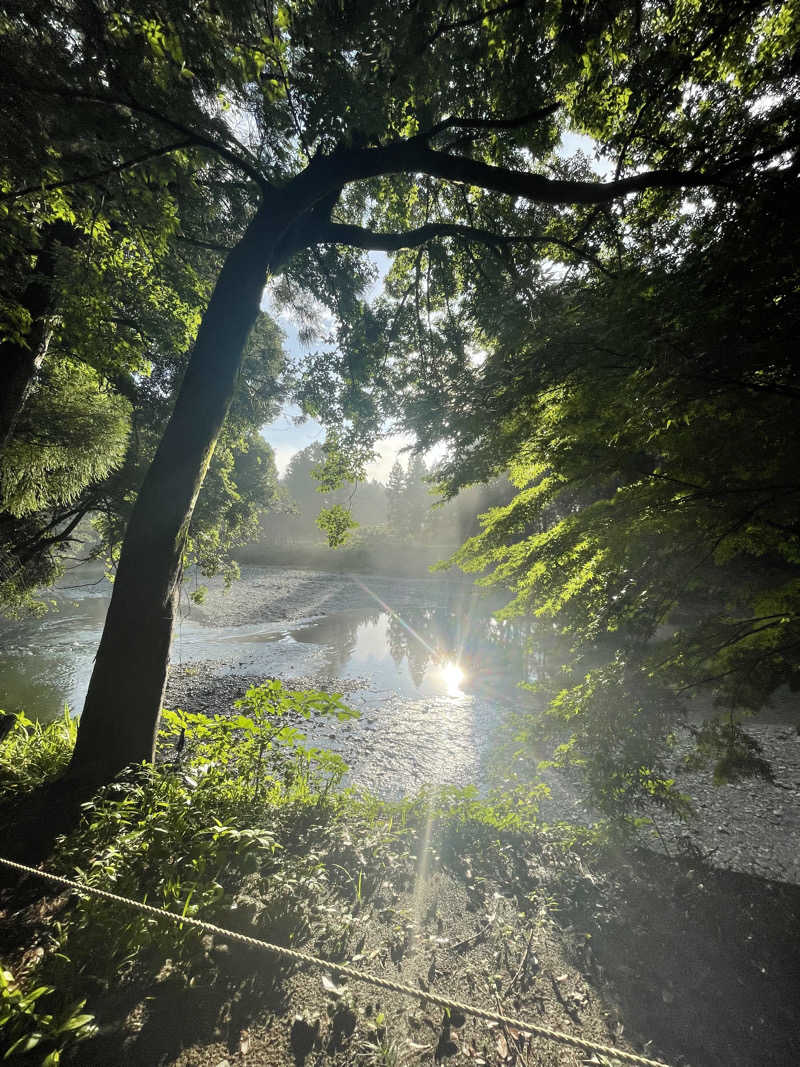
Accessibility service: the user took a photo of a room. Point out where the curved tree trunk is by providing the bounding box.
[68,203,277,785]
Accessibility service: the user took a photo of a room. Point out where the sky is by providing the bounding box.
[263,399,418,482]
[260,251,426,482]
[259,132,608,482]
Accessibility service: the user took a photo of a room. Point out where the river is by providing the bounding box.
[0,563,554,800]
[3,563,798,882]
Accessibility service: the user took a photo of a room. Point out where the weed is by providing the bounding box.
[0,709,76,801]
[0,963,96,1065]
[0,683,411,1061]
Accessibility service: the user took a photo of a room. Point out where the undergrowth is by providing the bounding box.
[0,682,574,1064]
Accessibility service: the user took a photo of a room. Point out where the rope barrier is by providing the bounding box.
[0,854,672,1067]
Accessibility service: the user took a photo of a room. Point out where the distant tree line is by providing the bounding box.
[255,442,513,549]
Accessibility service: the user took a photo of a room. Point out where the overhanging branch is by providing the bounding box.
[426,0,526,46]
[420,104,560,143]
[2,140,194,202]
[320,218,507,249]
[17,84,269,191]
[318,220,533,251]
[343,141,726,205]
[317,219,610,272]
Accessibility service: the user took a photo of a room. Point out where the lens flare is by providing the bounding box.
[441,659,464,695]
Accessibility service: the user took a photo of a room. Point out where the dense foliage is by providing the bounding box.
[0,0,289,614]
[422,140,800,811]
[2,0,798,793]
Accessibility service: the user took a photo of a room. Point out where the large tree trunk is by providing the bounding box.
[68,203,277,785]
[0,222,78,455]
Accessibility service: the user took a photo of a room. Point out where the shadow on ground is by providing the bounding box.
[563,849,800,1067]
[71,956,294,1066]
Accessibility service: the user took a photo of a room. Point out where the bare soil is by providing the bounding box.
[22,823,796,1067]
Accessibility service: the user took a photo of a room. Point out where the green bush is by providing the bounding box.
[0,684,375,1054]
[0,710,76,802]
[0,965,96,1065]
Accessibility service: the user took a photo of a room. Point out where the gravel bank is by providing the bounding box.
[165,567,800,887]
[186,565,489,628]
[165,665,800,888]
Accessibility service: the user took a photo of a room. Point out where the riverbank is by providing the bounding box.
[185,565,493,628]
[165,661,800,889]
[2,702,799,1067]
[2,561,797,887]
[164,562,800,889]
[3,565,800,1065]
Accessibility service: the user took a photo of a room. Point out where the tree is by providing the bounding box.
[417,172,800,816]
[403,455,431,540]
[0,0,287,614]
[7,0,789,785]
[384,456,432,540]
[385,460,407,538]
[92,311,285,591]
[283,443,328,527]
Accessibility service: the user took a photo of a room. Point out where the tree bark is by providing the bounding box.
[68,202,278,785]
[0,222,78,455]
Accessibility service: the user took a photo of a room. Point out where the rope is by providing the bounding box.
[0,854,671,1067]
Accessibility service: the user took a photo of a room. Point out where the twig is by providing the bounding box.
[506,928,535,995]
[451,916,495,953]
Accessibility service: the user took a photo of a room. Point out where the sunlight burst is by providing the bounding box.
[440,659,465,695]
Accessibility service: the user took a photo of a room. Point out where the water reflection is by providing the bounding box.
[288,608,384,676]
[287,600,542,700]
[0,570,542,721]
[440,660,465,696]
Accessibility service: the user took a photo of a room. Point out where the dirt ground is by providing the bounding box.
[3,567,799,1066]
[33,822,797,1067]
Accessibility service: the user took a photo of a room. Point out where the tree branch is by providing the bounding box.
[420,104,560,143]
[2,140,194,202]
[336,141,729,206]
[318,219,609,271]
[320,220,509,252]
[18,84,269,191]
[426,0,526,46]
[177,233,233,254]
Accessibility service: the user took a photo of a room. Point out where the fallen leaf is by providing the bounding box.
[496,1033,508,1058]
[321,974,346,997]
